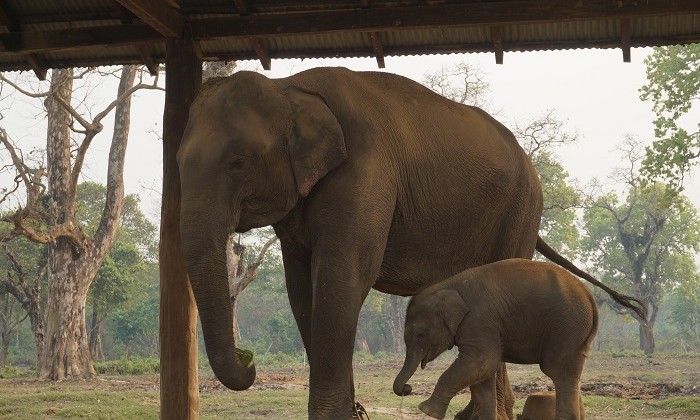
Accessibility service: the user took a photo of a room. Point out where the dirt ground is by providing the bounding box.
[2,353,699,419]
[108,353,700,400]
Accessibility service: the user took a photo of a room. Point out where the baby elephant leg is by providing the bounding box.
[420,353,498,420]
[468,374,497,420]
[521,391,585,420]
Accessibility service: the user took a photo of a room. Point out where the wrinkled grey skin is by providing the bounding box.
[177,67,545,419]
[394,259,599,420]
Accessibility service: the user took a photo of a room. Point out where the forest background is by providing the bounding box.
[0,45,699,374]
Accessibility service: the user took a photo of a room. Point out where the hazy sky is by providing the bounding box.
[3,46,699,225]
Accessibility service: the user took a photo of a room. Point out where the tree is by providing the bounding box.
[0,232,46,365]
[0,66,162,379]
[421,61,493,110]
[108,263,159,358]
[0,288,26,366]
[513,110,581,258]
[73,182,157,360]
[227,229,279,345]
[639,44,700,191]
[668,271,700,351]
[580,137,700,354]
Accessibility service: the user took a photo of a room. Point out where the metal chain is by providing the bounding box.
[352,402,371,420]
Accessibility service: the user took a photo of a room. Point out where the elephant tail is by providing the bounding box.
[535,236,647,323]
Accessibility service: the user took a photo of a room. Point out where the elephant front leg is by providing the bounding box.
[455,363,514,420]
[420,351,499,420]
[306,260,375,419]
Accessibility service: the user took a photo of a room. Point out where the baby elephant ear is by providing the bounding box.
[285,87,347,197]
[436,289,469,337]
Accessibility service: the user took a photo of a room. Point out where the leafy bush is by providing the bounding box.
[0,365,36,379]
[94,357,159,375]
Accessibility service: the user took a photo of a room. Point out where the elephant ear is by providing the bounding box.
[435,289,469,337]
[285,86,347,197]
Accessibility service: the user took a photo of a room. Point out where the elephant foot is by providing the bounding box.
[420,398,449,420]
[454,404,474,420]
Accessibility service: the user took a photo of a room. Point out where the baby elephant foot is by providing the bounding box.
[419,397,449,420]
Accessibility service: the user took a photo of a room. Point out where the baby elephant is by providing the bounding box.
[393,258,599,420]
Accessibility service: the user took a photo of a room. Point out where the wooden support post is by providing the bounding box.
[160,29,202,420]
[248,37,271,70]
[620,18,631,62]
[369,32,385,68]
[491,25,504,64]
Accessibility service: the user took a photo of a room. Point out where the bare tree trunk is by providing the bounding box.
[640,322,655,355]
[227,237,245,343]
[355,326,371,355]
[42,255,97,379]
[0,316,9,366]
[0,335,8,366]
[389,295,405,354]
[28,297,45,365]
[40,66,137,380]
[40,68,96,380]
[89,303,105,362]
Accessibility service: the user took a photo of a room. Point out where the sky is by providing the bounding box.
[2,46,699,234]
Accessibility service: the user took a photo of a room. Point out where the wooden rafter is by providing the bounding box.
[369,32,385,68]
[0,1,698,60]
[24,54,47,80]
[138,45,160,75]
[111,3,135,25]
[248,37,271,70]
[114,0,183,38]
[491,25,504,64]
[621,18,632,62]
[190,0,700,40]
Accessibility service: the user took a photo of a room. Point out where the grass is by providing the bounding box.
[0,352,698,419]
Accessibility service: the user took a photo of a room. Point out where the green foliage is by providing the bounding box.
[533,151,580,258]
[91,242,143,311]
[94,357,159,375]
[668,276,700,349]
[640,44,700,191]
[76,182,158,260]
[581,183,700,299]
[107,264,159,357]
[0,365,35,378]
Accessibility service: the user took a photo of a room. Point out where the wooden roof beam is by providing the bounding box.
[114,0,183,38]
[621,18,632,62]
[2,0,700,57]
[248,37,271,70]
[138,45,160,75]
[189,0,700,40]
[24,54,47,80]
[369,32,385,68]
[491,26,504,64]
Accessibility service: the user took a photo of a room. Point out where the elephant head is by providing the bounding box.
[394,288,468,396]
[177,72,346,390]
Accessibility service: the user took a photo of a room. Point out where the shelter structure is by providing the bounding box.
[0,1,698,418]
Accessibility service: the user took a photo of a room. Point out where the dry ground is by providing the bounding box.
[1,352,699,419]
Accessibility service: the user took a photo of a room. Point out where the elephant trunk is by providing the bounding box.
[394,353,420,396]
[181,214,255,391]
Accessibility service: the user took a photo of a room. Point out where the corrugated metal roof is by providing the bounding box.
[0,0,698,73]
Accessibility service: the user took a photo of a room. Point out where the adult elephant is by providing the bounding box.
[178,67,555,419]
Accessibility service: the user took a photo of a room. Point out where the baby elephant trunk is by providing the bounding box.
[393,354,420,396]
